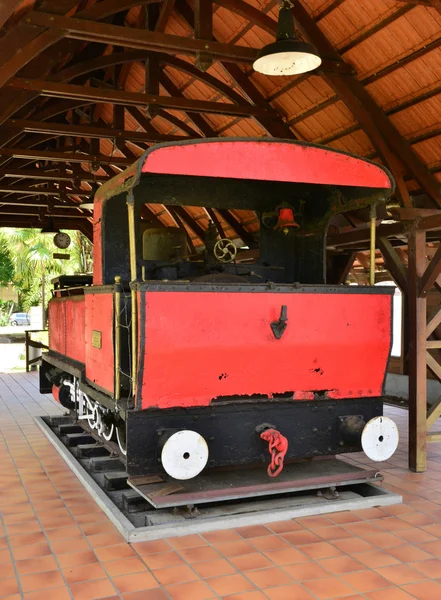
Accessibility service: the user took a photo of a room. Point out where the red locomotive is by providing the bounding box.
[40,139,398,504]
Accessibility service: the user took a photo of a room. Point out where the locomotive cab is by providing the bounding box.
[41,139,398,501]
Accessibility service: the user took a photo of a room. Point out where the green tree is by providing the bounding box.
[0,228,92,314]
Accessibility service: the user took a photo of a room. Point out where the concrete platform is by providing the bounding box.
[2,371,441,599]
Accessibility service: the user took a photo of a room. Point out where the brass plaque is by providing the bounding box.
[92,330,102,349]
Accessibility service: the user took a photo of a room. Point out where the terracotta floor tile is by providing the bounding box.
[398,513,436,527]
[297,516,334,529]
[215,541,256,557]
[167,534,207,550]
[51,538,91,555]
[179,545,221,563]
[362,532,404,549]
[393,528,439,544]
[0,549,11,563]
[412,558,441,578]
[95,543,138,561]
[203,530,242,544]
[69,578,117,600]
[165,579,214,600]
[331,537,376,554]
[230,553,273,572]
[365,589,418,600]
[23,588,71,600]
[353,508,387,520]
[353,550,400,568]
[303,576,357,599]
[154,564,198,586]
[80,522,119,537]
[236,525,272,539]
[370,517,409,532]
[340,570,393,592]
[402,580,441,600]
[268,521,301,534]
[142,551,185,571]
[86,533,123,548]
[299,542,343,560]
[318,556,364,574]
[112,571,159,593]
[6,521,42,536]
[0,562,15,579]
[222,592,268,600]
[122,590,170,600]
[250,536,290,552]
[56,550,98,568]
[263,547,308,565]
[63,562,108,583]
[193,558,237,578]
[246,566,294,588]
[207,573,255,595]
[15,555,58,575]
[104,557,147,577]
[264,583,316,599]
[8,532,47,548]
[284,561,330,581]
[416,540,441,557]
[0,576,19,598]
[376,563,427,584]
[20,569,65,592]
[387,544,433,563]
[282,531,321,546]
[327,513,363,525]
[313,526,352,541]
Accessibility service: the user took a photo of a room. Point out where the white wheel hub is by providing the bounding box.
[361,416,399,462]
[161,430,209,480]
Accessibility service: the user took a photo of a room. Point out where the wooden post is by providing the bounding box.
[407,230,427,472]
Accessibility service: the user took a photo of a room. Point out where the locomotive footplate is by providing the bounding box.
[127,457,382,509]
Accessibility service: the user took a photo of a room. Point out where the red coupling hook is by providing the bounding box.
[260,428,289,478]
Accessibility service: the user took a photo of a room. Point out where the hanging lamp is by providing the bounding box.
[253,0,321,76]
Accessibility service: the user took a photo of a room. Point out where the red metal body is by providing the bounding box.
[48,296,86,364]
[139,289,392,410]
[84,293,114,394]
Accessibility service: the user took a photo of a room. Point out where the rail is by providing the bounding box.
[25,330,49,372]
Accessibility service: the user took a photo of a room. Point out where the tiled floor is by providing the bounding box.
[1,374,441,600]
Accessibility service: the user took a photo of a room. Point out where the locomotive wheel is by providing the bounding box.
[116,425,127,456]
[98,417,114,441]
[87,404,100,430]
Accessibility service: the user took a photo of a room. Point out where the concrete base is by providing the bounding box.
[385,373,441,406]
[35,416,403,543]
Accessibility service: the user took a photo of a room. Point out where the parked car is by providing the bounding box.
[9,312,30,326]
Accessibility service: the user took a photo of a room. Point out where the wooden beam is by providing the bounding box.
[0,184,89,197]
[6,118,189,143]
[419,243,441,296]
[7,78,277,118]
[194,0,213,71]
[408,229,428,472]
[0,148,133,166]
[378,237,408,292]
[24,11,259,63]
[426,354,441,429]
[217,209,256,247]
[155,0,176,32]
[170,206,206,241]
[0,168,108,183]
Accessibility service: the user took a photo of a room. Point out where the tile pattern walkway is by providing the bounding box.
[1,372,441,599]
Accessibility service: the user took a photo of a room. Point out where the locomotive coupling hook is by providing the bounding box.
[259,427,289,478]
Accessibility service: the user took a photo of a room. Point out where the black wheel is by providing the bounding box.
[10,321,17,326]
